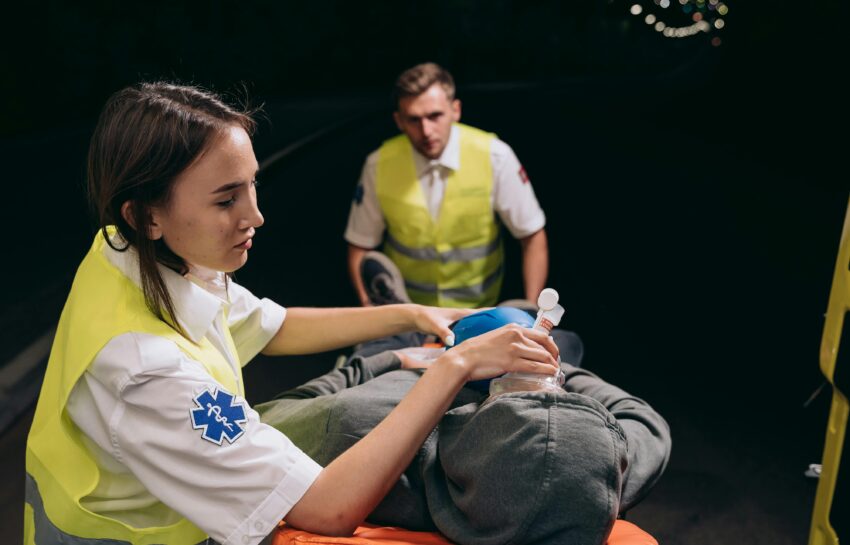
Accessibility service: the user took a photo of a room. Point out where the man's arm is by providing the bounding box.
[345,153,386,305]
[520,228,548,302]
[348,243,372,306]
[489,139,548,303]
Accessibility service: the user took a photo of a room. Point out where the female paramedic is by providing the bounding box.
[23,82,560,545]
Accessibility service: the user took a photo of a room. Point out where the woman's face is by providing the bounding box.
[150,125,264,273]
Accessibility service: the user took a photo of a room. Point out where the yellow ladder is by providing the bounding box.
[810,195,850,545]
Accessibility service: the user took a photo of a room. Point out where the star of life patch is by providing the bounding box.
[190,387,248,445]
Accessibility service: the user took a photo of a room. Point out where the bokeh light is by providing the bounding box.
[628,0,727,43]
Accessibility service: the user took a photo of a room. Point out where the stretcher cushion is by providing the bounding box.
[271,519,657,545]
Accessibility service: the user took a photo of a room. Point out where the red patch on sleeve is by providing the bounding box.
[518,165,530,184]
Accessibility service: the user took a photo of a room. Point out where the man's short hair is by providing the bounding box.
[393,62,456,107]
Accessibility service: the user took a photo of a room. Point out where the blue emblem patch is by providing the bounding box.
[352,183,364,205]
[190,388,247,445]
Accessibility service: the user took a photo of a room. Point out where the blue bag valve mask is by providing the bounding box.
[448,307,536,392]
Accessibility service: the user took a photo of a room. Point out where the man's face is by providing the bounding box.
[393,83,461,160]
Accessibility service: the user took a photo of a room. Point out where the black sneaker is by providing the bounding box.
[361,251,412,305]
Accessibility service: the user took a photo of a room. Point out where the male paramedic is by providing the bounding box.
[345,62,550,309]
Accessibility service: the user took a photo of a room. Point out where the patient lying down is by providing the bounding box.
[257,344,670,545]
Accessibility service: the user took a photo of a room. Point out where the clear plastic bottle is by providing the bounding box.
[488,288,566,399]
[488,369,565,396]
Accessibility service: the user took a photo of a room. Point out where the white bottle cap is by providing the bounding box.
[547,304,565,327]
[537,288,559,311]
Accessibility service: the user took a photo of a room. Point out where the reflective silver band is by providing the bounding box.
[386,232,501,263]
[25,473,213,545]
[404,264,503,299]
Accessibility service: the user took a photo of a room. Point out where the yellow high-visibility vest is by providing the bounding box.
[25,228,242,545]
[375,123,503,308]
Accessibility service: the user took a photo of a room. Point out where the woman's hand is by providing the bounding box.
[409,305,476,346]
[437,324,560,381]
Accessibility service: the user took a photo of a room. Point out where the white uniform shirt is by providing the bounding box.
[66,242,322,545]
[344,124,546,249]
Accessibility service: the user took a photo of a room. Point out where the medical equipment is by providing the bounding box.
[488,289,566,398]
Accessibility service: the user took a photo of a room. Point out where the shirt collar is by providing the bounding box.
[103,235,226,343]
[412,124,461,176]
[184,264,229,302]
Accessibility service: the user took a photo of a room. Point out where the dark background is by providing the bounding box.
[1,1,848,543]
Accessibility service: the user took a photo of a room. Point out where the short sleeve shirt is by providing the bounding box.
[344,124,546,249]
[66,243,322,545]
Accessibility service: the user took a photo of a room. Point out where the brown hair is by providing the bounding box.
[87,82,257,333]
[392,62,456,107]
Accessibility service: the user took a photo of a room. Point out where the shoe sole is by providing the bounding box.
[362,251,412,304]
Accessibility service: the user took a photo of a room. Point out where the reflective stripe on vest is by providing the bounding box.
[375,123,503,308]
[384,231,502,263]
[25,228,241,545]
[402,263,504,301]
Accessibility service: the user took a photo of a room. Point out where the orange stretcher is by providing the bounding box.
[272,519,658,545]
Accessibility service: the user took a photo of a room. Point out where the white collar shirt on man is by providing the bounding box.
[344,123,547,250]
[64,238,321,545]
[410,124,460,220]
